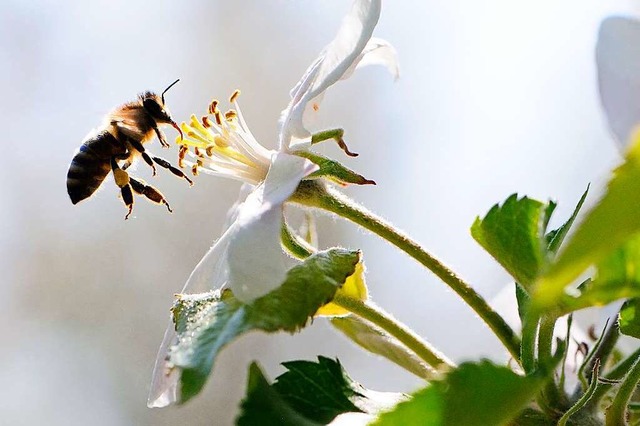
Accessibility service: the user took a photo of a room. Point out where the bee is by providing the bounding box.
[66,79,192,219]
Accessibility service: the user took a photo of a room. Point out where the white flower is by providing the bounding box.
[597,16,640,146]
[148,0,398,408]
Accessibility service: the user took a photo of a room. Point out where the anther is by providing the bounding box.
[214,111,222,126]
[206,145,215,156]
[178,145,188,168]
[229,89,241,103]
[209,100,219,114]
[191,164,199,176]
[202,116,212,128]
[194,147,202,158]
[225,110,237,121]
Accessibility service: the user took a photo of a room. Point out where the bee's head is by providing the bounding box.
[140,79,183,139]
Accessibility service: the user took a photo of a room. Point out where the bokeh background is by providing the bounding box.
[2,0,639,424]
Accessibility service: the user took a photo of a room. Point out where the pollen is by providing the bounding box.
[225,110,238,121]
[191,164,199,176]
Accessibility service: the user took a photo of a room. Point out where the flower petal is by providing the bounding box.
[597,16,640,146]
[227,152,318,303]
[279,0,383,148]
[147,226,236,408]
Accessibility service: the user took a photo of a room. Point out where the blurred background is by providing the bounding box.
[1,0,639,424]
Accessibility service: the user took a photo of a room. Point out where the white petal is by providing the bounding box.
[148,225,236,407]
[597,16,640,146]
[227,152,317,302]
[343,38,400,81]
[279,0,383,147]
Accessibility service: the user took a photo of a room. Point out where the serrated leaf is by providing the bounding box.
[236,358,405,426]
[472,194,552,288]
[534,136,640,308]
[296,151,376,186]
[331,315,434,380]
[546,186,589,255]
[372,360,548,426]
[317,261,368,316]
[620,298,640,338]
[169,249,360,403]
[236,363,319,426]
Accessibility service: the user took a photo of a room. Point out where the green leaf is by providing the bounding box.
[331,315,434,379]
[471,194,552,288]
[545,186,589,255]
[551,236,640,313]
[372,360,548,426]
[169,249,361,403]
[236,358,405,425]
[236,363,319,426]
[296,151,376,186]
[534,138,640,309]
[620,298,640,338]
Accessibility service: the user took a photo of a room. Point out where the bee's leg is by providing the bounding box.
[150,155,194,186]
[128,139,157,176]
[129,177,172,213]
[110,157,134,220]
[153,125,170,148]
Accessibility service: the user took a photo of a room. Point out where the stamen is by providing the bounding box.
[225,110,238,121]
[178,145,188,168]
[208,100,219,115]
[194,147,203,158]
[229,89,241,103]
[213,135,229,148]
[191,164,199,176]
[202,116,212,128]
[214,111,223,126]
[206,145,215,156]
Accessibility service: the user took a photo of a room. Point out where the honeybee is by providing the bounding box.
[66,79,192,219]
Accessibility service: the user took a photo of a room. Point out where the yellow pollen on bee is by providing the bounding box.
[229,89,241,103]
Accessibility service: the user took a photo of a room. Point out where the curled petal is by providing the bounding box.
[279,0,384,148]
[227,152,318,302]
[597,16,640,146]
[148,227,235,408]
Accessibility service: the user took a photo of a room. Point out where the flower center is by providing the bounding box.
[176,90,273,185]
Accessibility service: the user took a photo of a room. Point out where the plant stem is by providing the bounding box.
[291,181,521,361]
[588,347,640,411]
[606,355,640,426]
[281,221,452,373]
[332,293,454,370]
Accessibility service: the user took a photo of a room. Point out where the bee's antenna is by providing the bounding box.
[161,79,180,104]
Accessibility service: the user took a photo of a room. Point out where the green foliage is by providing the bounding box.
[296,151,376,185]
[471,194,552,288]
[331,315,434,379]
[169,249,360,403]
[535,140,640,309]
[237,358,405,425]
[372,360,548,426]
[620,298,640,338]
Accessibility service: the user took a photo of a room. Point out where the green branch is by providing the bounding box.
[291,181,521,362]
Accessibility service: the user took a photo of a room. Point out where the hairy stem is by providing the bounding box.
[606,356,640,426]
[332,294,454,370]
[291,181,521,361]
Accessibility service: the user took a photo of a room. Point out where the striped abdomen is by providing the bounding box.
[67,130,127,204]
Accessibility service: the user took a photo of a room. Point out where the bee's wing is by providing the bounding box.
[597,16,640,146]
[109,108,149,141]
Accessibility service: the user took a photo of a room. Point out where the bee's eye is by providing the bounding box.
[143,98,171,122]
